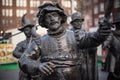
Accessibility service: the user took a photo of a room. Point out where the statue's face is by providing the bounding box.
[23,27,31,37]
[71,19,83,29]
[44,12,62,31]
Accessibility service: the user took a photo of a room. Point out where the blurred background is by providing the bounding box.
[0,0,120,80]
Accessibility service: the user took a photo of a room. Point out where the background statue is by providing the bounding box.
[13,13,40,80]
[19,2,110,80]
[102,17,120,80]
[70,12,98,80]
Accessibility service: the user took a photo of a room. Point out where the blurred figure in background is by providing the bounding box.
[102,17,120,80]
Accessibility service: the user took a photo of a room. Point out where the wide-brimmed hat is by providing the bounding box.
[70,12,84,24]
[18,13,35,31]
[36,2,67,28]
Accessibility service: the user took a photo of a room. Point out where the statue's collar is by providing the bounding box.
[47,26,66,38]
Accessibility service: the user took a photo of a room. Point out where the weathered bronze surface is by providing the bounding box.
[19,2,111,80]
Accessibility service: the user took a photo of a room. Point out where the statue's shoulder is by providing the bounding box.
[66,29,74,35]
[41,34,49,41]
[65,30,75,40]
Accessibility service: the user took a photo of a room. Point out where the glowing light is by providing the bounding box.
[0,31,3,34]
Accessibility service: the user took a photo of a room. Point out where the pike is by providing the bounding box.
[0,32,22,41]
[95,0,114,80]
[103,0,114,22]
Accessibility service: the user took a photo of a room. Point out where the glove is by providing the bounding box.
[102,42,110,50]
[98,18,111,36]
[39,62,55,76]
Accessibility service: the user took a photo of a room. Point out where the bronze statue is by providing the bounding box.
[103,17,120,80]
[18,2,111,80]
[70,12,84,31]
[70,12,98,80]
[13,14,40,80]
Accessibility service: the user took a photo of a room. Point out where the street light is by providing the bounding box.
[0,30,3,34]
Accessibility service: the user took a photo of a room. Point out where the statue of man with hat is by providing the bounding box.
[102,16,120,80]
[70,12,98,80]
[13,13,40,80]
[19,2,111,80]
[70,12,84,31]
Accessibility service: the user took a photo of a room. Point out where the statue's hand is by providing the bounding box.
[98,18,111,36]
[39,62,55,76]
[103,42,110,50]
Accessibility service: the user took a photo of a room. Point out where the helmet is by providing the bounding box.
[18,13,35,31]
[36,2,67,28]
[70,12,84,24]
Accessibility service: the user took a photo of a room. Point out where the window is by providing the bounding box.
[16,0,27,7]
[2,19,13,28]
[9,9,13,17]
[6,20,9,25]
[2,0,5,6]
[94,6,98,14]
[6,0,9,6]
[2,9,5,16]
[114,0,120,8]
[2,19,5,24]
[94,18,98,26]
[42,1,51,4]
[16,9,27,17]
[6,9,9,17]
[9,0,13,6]
[61,0,71,8]
[16,0,19,6]
[2,0,13,6]
[100,3,104,12]
[10,20,13,24]
[2,9,13,17]
[30,0,40,7]
[23,0,27,7]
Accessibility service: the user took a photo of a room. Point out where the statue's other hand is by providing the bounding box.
[98,19,111,36]
[39,62,55,76]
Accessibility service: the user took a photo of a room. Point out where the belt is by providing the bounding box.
[41,53,83,61]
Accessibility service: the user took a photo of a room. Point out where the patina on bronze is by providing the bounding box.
[19,2,111,80]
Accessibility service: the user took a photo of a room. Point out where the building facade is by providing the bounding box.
[88,0,120,27]
[0,0,77,32]
[0,0,120,32]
